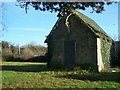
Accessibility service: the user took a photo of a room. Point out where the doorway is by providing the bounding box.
[64,40,76,68]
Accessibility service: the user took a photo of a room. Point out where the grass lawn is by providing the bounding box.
[1,61,120,88]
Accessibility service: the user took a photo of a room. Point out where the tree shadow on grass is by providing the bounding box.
[56,72,120,83]
[1,63,63,72]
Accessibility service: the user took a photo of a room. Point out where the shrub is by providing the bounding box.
[2,55,14,61]
[22,48,34,59]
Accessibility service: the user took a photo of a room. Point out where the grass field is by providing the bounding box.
[1,61,120,88]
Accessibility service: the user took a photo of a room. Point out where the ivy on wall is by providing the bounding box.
[100,34,113,68]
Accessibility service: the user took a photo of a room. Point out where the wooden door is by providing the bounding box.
[64,40,76,68]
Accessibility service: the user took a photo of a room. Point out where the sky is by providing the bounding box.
[2,2,119,47]
[118,2,120,41]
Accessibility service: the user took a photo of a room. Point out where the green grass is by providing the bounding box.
[1,61,120,88]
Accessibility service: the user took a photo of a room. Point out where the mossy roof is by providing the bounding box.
[45,9,112,43]
[72,9,111,38]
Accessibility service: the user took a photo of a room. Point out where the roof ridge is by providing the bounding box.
[70,9,111,38]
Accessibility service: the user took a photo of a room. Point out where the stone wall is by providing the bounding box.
[46,12,113,71]
[114,41,120,66]
[47,14,98,70]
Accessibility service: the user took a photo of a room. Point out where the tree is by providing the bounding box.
[16,1,115,17]
[2,41,9,49]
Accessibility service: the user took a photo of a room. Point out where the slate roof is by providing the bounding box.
[73,9,109,37]
[45,9,112,43]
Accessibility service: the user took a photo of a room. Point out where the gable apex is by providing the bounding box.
[45,9,112,43]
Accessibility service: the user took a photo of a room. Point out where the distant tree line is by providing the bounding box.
[1,41,47,62]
